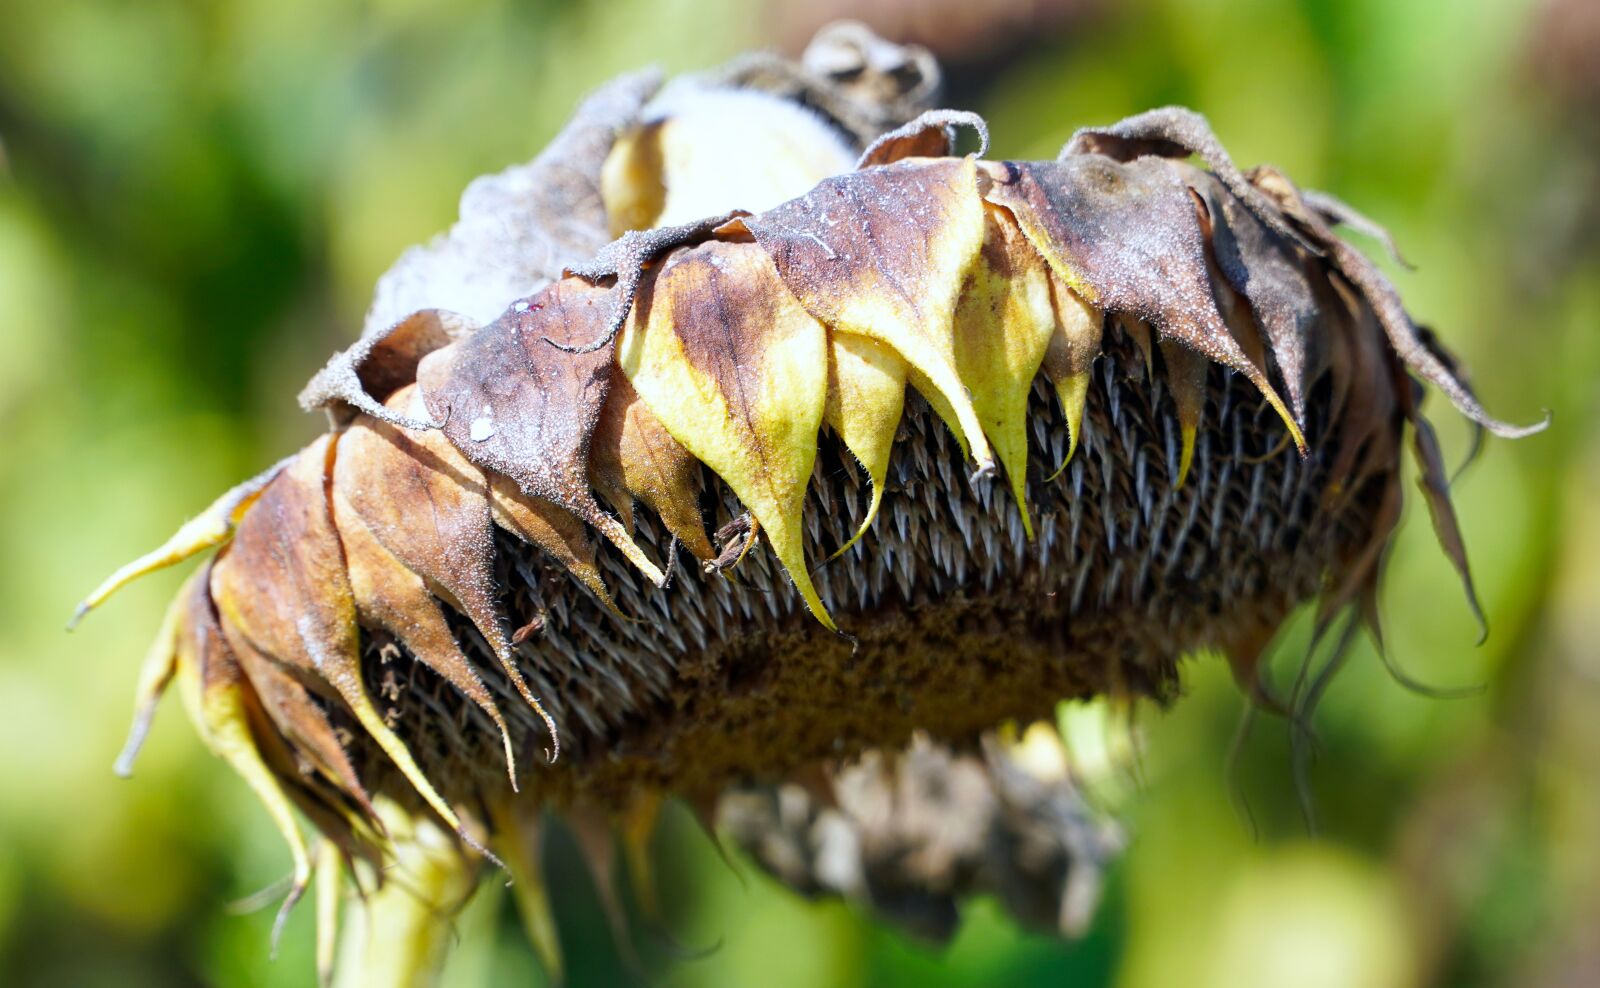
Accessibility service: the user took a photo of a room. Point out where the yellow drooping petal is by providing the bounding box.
[620,791,664,924]
[744,158,993,469]
[71,457,287,628]
[1041,275,1102,477]
[316,839,343,988]
[1158,338,1209,488]
[489,799,565,985]
[171,567,313,944]
[950,204,1059,538]
[619,238,834,629]
[113,587,183,778]
[824,332,907,557]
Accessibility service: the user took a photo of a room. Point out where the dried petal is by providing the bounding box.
[1041,276,1102,475]
[1410,409,1487,642]
[619,239,835,629]
[72,456,290,628]
[1158,339,1208,488]
[173,564,313,946]
[951,204,1059,537]
[981,157,1305,452]
[331,490,519,783]
[1187,167,1318,423]
[488,471,617,611]
[298,309,475,431]
[590,370,716,562]
[209,436,465,834]
[855,108,989,168]
[419,283,667,585]
[744,157,993,468]
[824,332,907,557]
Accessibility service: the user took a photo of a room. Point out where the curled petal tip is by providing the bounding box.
[65,603,88,632]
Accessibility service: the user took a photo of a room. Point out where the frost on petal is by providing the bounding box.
[618,239,835,629]
[950,204,1059,537]
[824,332,906,557]
[298,309,476,432]
[981,157,1304,451]
[589,370,715,563]
[419,284,665,586]
[208,436,465,834]
[743,157,992,468]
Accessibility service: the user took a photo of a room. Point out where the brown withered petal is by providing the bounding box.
[743,156,994,470]
[298,309,477,432]
[1407,399,1488,642]
[418,283,667,586]
[487,471,617,613]
[981,156,1306,451]
[617,238,835,629]
[209,435,466,835]
[1184,166,1319,423]
[855,108,990,168]
[589,369,716,562]
[331,489,520,783]
[331,387,547,712]
[1249,166,1548,440]
[1157,338,1208,488]
[1063,106,1315,253]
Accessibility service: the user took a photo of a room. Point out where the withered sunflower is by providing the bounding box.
[72,24,1543,986]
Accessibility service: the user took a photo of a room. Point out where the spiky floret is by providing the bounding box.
[75,36,1542,981]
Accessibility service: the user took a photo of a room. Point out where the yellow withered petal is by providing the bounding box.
[951,204,1059,538]
[172,565,314,947]
[1158,339,1209,488]
[316,839,344,988]
[619,238,835,629]
[209,435,467,838]
[619,790,664,924]
[334,386,558,749]
[71,456,289,629]
[488,471,617,613]
[331,490,519,785]
[743,158,993,469]
[113,586,183,778]
[824,332,906,557]
[488,799,564,985]
[590,369,716,562]
[1041,275,1102,476]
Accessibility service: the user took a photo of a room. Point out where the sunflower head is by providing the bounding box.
[74,24,1542,983]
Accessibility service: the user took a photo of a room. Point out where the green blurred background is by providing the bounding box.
[1,0,1596,984]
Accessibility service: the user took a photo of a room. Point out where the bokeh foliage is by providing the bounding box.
[1,0,1595,985]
